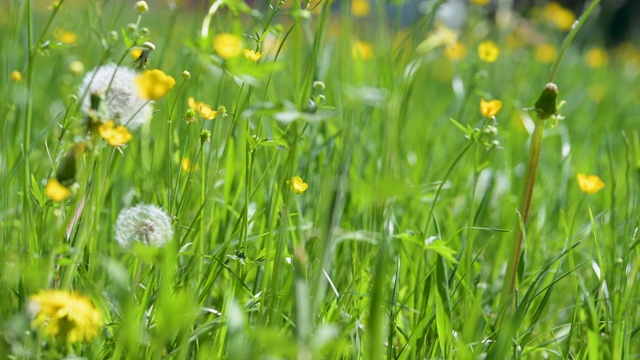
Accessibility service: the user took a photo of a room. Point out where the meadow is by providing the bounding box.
[1,0,640,358]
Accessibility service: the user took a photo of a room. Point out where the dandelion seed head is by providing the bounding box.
[78,63,152,130]
[115,204,173,248]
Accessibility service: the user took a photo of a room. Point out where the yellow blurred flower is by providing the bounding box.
[471,0,490,5]
[188,97,217,120]
[585,47,609,69]
[352,40,373,60]
[213,33,244,60]
[99,120,133,146]
[445,41,467,61]
[45,179,70,202]
[28,289,103,343]
[287,176,309,194]
[135,69,175,100]
[69,60,85,75]
[480,99,502,118]
[10,70,22,82]
[478,41,500,63]
[352,0,371,17]
[181,158,201,173]
[535,43,557,64]
[130,49,143,60]
[244,49,263,62]
[543,2,576,31]
[53,28,78,44]
[577,173,605,194]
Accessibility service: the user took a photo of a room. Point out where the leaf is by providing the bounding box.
[30,175,45,208]
[426,239,458,264]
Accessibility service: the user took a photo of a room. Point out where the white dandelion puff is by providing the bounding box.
[78,63,152,130]
[115,204,173,248]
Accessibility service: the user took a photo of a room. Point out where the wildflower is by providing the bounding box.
[471,0,490,5]
[287,176,309,194]
[585,48,609,69]
[130,49,143,60]
[53,28,77,44]
[181,158,200,172]
[543,2,576,31]
[188,97,217,120]
[69,60,85,75]
[478,41,500,63]
[352,0,371,17]
[480,99,502,118]
[115,204,174,248]
[45,179,70,202]
[535,43,557,64]
[244,49,263,62]
[135,69,175,100]
[577,173,605,194]
[135,1,149,13]
[200,130,212,144]
[445,41,467,61]
[10,70,22,82]
[99,120,133,146]
[78,63,152,130]
[28,289,103,343]
[352,40,373,60]
[213,33,243,60]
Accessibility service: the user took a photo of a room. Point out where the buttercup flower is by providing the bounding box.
[10,70,22,82]
[115,204,174,248]
[352,0,371,17]
[213,33,244,60]
[478,41,500,63]
[45,179,70,202]
[287,176,309,194]
[480,99,502,118]
[99,120,133,146]
[244,49,263,62]
[585,48,609,69]
[577,173,605,194]
[28,289,103,343]
[181,158,200,173]
[543,2,576,31]
[188,97,217,120]
[135,69,175,100]
[445,41,467,61]
[53,28,77,44]
[352,41,373,60]
[536,43,557,64]
[78,63,152,130]
[471,0,489,5]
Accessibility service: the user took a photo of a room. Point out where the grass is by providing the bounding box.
[1,0,640,358]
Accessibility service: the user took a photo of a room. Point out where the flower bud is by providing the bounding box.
[136,1,149,13]
[182,70,191,79]
[534,82,558,120]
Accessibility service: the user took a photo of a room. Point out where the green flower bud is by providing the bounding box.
[534,82,558,120]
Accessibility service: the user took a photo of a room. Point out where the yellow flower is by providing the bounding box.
[445,41,467,61]
[478,41,500,63]
[577,173,605,194]
[352,40,373,60]
[45,179,70,202]
[536,43,557,64]
[543,2,576,31]
[10,70,22,82]
[69,60,85,75]
[99,120,133,146]
[244,49,263,62]
[471,0,490,5]
[213,33,244,60]
[188,97,217,120]
[53,28,78,44]
[135,69,176,100]
[181,158,201,173]
[352,0,371,17]
[480,99,502,118]
[28,289,103,343]
[585,47,609,69]
[130,49,143,60]
[287,176,309,194]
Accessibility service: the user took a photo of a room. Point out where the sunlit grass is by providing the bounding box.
[1,0,640,358]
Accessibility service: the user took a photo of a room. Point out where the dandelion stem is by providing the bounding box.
[548,0,601,83]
